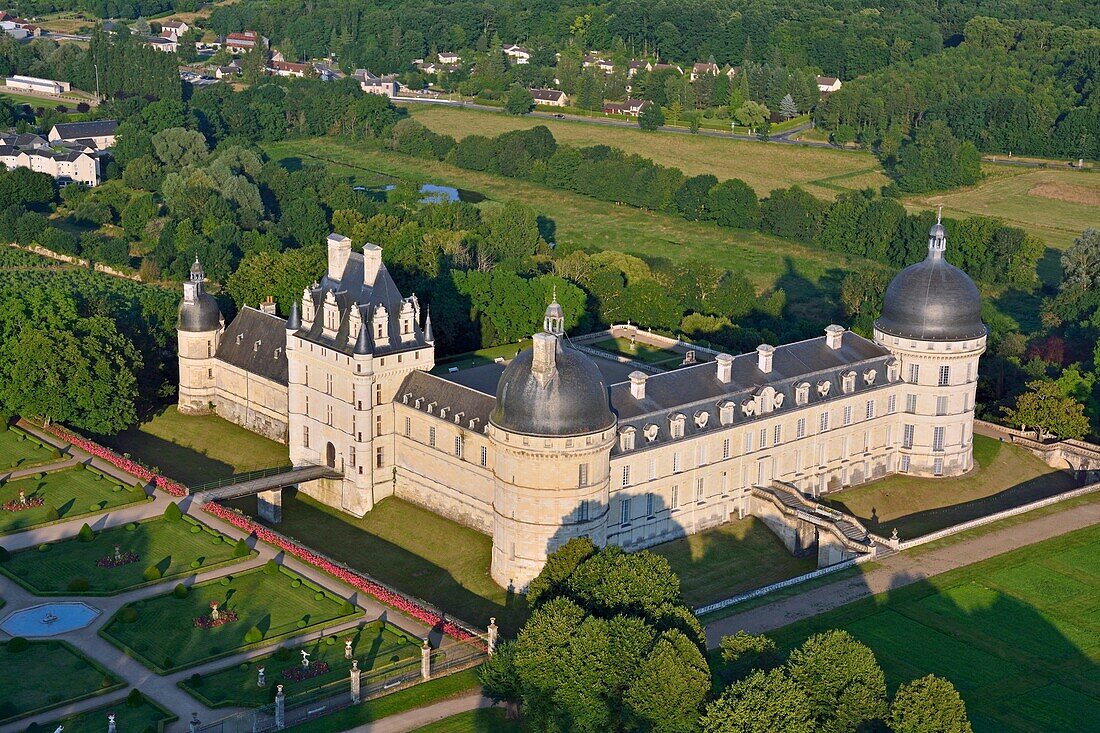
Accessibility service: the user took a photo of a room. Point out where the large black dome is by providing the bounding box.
[178,292,222,332]
[491,339,615,437]
[875,224,984,341]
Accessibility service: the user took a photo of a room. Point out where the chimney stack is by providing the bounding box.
[260,296,277,315]
[531,332,557,386]
[756,344,775,373]
[327,233,352,281]
[363,242,383,287]
[825,324,844,350]
[716,353,733,383]
[629,370,647,400]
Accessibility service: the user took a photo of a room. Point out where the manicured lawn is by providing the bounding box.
[651,518,817,608]
[287,667,484,733]
[767,523,1100,733]
[590,337,681,367]
[404,105,889,200]
[0,639,123,724]
[0,514,251,595]
[234,491,529,636]
[433,340,530,373]
[0,466,146,535]
[102,405,290,485]
[31,695,177,733]
[262,138,866,323]
[415,708,526,732]
[101,564,360,674]
[181,620,422,707]
[0,425,60,470]
[824,434,1080,539]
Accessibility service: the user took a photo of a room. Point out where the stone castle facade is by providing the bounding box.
[179,224,986,590]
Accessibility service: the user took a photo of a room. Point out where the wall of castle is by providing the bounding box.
[178,328,221,414]
[212,362,289,443]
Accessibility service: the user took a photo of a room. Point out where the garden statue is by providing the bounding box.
[891,528,899,542]
[113,545,122,562]
[257,667,266,687]
[189,713,200,733]
[351,659,359,671]
[209,601,220,622]
[107,713,116,733]
[345,638,353,659]
[301,649,310,669]
[18,490,25,505]
[53,727,63,733]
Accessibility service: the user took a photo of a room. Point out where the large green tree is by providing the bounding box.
[889,675,973,733]
[1001,379,1090,440]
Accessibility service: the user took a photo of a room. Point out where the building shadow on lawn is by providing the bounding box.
[99,422,236,485]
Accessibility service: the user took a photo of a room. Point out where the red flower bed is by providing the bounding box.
[202,501,485,648]
[282,661,330,681]
[3,497,44,511]
[194,610,239,629]
[96,551,140,568]
[42,424,188,497]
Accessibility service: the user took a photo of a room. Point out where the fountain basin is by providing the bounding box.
[1,602,101,637]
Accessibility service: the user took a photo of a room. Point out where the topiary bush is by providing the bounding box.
[264,559,279,575]
[77,523,95,542]
[340,600,355,615]
[126,688,144,707]
[232,538,249,558]
[142,565,161,582]
[125,522,138,531]
[0,546,9,563]
[172,583,189,599]
[120,607,139,623]
[163,502,182,522]
[37,543,50,552]
[67,577,90,592]
[189,672,203,687]
[44,506,59,522]
[7,636,28,652]
[244,626,263,644]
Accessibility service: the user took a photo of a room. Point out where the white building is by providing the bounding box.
[49,120,117,150]
[160,20,189,41]
[817,75,842,93]
[0,133,101,186]
[5,75,71,95]
[503,44,531,64]
[530,88,567,106]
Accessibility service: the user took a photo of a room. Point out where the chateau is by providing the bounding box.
[178,222,986,590]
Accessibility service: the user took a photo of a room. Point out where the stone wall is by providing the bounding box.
[215,397,288,443]
[394,467,493,534]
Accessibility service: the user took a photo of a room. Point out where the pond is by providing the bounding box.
[1,602,101,637]
[364,183,486,204]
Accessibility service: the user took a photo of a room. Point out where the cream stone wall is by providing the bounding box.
[177,327,221,414]
[213,363,288,442]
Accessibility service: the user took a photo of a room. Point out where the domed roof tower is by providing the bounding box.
[875,216,985,342]
[177,258,224,415]
[178,258,223,332]
[490,293,615,437]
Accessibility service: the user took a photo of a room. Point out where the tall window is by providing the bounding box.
[577,500,589,522]
[936,396,948,416]
[843,405,853,426]
[695,478,704,502]
[908,364,920,383]
[454,436,462,458]
[744,432,753,453]
[759,428,767,449]
[774,424,782,444]
[646,493,654,516]
[902,424,914,449]
[429,426,436,447]
[578,463,589,487]
[796,417,806,439]
[933,457,944,476]
[326,373,333,394]
[648,457,657,480]
[303,425,310,448]
[722,438,731,459]
[698,443,707,465]
[622,466,631,487]
[906,394,918,413]
[938,365,950,386]
[887,394,897,414]
[304,395,310,416]
[933,426,945,452]
[620,497,630,524]
[672,452,681,473]
[325,404,333,426]
[375,447,383,468]
[820,411,830,432]
[900,455,911,473]
[671,485,679,510]
[865,400,875,420]
[404,416,411,436]
[480,446,487,467]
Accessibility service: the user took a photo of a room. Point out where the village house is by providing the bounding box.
[0,132,101,186]
[584,54,615,74]
[530,88,567,107]
[144,36,178,53]
[690,61,720,81]
[0,12,40,38]
[5,75,71,95]
[437,51,461,65]
[816,75,842,93]
[49,119,118,150]
[268,60,309,78]
[603,98,650,116]
[225,30,267,54]
[160,19,189,41]
[355,69,399,97]
[215,60,242,79]
[502,44,531,64]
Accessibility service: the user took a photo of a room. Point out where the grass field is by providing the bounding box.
[0,425,59,469]
[101,565,359,674]
[33,696,177,733]
[181,620,421,707]
[433,340,530,373]
[0,514,250,594]
[414,708,524,732]
[0,466,146,535]
[652,518,817,608]
[102,405,290,485]
[0,640,122,724]
[590,337,681,367]
[908,168,1099,250]
[403,105,889,200]
[768,523,1100,733]
[263,138,863,322]
[233,491,530,635]
[825,435,1079,539]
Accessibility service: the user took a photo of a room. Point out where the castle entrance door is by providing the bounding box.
[325,442,336,469]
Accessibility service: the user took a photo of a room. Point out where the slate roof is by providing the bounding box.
[215,307,289,385]
[398,370,497,432]
[51,120,118,140]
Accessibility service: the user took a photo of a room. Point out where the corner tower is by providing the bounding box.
[487,296,617,591]
[874,216,986,477]
[177,258,223,414]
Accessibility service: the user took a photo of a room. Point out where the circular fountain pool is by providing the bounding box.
[1,602,101,637]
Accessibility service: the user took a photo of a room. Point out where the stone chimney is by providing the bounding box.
[531,332,556,386]
[327,233,352,281]
[756,344,774,373]
[716,353,733,383]
[363,242,383,287]
[260,296,277,315]
[825,324,844,350]
[629,370,647,400]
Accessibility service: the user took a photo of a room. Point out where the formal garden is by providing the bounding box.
[0,423,61,470]
[0,505,254,595]
[100,561,360,674]
[769,523,1100,733]
[0,638,122,724]
[590,337,684,368]
[26,691,176,733]
[181,620,422,708]
[0,465,147,535]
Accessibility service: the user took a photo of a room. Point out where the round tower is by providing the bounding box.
[177,258,224,414]
[487,296,617,591]
[874,216,986,477]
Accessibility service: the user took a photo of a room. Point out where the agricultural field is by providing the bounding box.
[404,104,889,200]
[0,513,251,595]
[0,639,122,724]
[769,523,1100,733]
[0,465,146,535]
[825,434,1080,539]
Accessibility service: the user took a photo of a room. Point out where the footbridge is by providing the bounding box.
[190,464,342,522]
[750,482,879,567]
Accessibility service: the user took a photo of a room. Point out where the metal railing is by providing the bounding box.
[188,464,305,493]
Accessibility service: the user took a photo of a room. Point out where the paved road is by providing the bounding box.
[347,692,493,733]
[704,498,1100,645]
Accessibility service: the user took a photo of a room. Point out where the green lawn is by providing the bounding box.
[414,708,525,733]
[0,640,123,724]
[101,564,360,674]
[432,341,530,374]
[0,514,251,595]
[102,405,290,485]
[234,491,529,636]
[824,434,1080,539]
[652,518,818,608]
[767,523,1100,733]
[31,695,177,733]
[0,425,60,470]
[590,337,681,367]
[0,466,147,535]
[288,667,484,733]
[181,620,422,707]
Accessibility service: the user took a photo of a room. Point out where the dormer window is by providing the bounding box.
[842,371,856,394]
[887,361,901,382]
[619,427,636,451]
[719,401,735,425]
[669,413,686,439]
[643,423,659,442]
[817,380,831,397]
[741,399,757,417]
[796,383,810,406]
[864,369,877,385]
[694,411,709,428]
